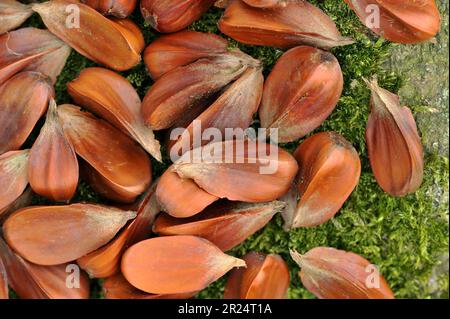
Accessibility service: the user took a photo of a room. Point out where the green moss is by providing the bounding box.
[20,0,448,299]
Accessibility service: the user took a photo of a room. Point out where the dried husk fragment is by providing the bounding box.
[121,235,246,294]
[142,53,258,130]
[170,66,264,156]
[173,140,298,202]
[156,166,219,218]
[81,0,137,18]
[103,273,197,299]
[77,184,159,278]
[0,188,32,224]
[283,132,361,228]
[3,204,137,266]
[144,30,229,80]
[0,150,29,214]
[365,78,423,197]
[67,67,161,161]
[140,0,215,33]
[224,252,290,299]
[0,237,90,299]
[154,201,284,251]
[0,28,69,85]
[259,46,343,143]
[344,0,440,44]
[218,0,354,49]
[28,100,79,202]
[0,0,33,35]
[290,247,395,299]
[32,0,141,71]
[0,71,54,154]
[58,104,152,203]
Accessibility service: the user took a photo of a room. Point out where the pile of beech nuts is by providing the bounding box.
[0,0,440,299]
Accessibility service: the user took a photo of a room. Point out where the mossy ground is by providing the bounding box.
[21,0,449,299]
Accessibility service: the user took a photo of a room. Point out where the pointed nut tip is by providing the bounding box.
[341,37,356,45]
[234,258,247,268]
[289,249,304,266]
[48,99,58,111]
[363,76,378,89]
[282,223,292,232]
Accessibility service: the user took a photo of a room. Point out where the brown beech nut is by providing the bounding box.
[140,0,215,33]
[290,248,395,299]
[365,78,424,197]
[143,30,229,80]
[58,104,152,203]
[0,150,29,215]
[167,68,264,158]
[345,0,440,44]
[81,0,137,18]
[67,67,161,161]
[224,252,290,299]
[142,52,258,130]
[32,0,142,71]
[218,0,354,49]
[28,100,79,202]
[172,139,299,202]
[3,204,136,266]
[154,142,292,218]
[0,28,70,85]
[281,132,361,229]
[154,201,285,251]
[169,66,263,156]
[77,184,159,278]
[260,46,343,143]
[103,273,198,299]
[0,71,54,154]
[171,139,298,205]
[121,235,246,294]
[156,166,219,218]
[0,237,90,299]
[0,0,33,35]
